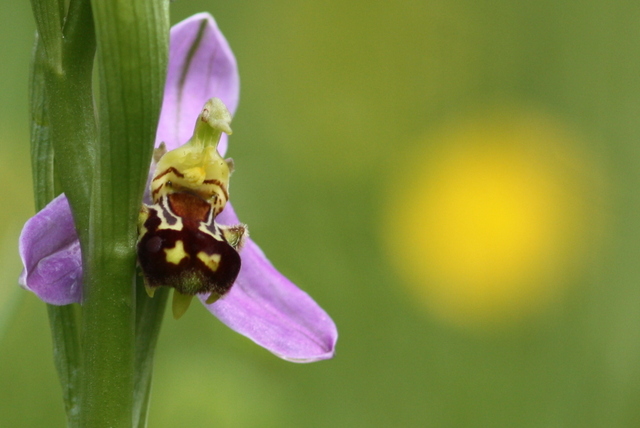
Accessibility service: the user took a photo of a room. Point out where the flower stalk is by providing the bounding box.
[81,0,168,426]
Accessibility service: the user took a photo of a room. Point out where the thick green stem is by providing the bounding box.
[80,1,168,426]
[81,250,137,427]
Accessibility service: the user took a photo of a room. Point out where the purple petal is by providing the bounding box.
[200,204,338,362]
[156,13,239,156]
[18,194,82,305]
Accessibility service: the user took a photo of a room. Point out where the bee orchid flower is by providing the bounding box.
[18,13,337,363]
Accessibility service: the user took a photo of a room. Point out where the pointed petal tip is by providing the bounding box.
[276,323,338,364]
[279,352,336,364]
[145,284,156,298]
[202,290,338,363]
[172,291,195,319]
[18,269,27,289]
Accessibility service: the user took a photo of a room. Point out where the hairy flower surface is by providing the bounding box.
[18,13,337,363]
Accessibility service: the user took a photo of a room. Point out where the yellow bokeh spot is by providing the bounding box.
[382,110,604,330]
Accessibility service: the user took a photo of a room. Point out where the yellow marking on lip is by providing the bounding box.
[165,240,189,265]
[197,252,221,272]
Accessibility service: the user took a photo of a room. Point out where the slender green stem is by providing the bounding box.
[134,284,169,428]
[29,1,95,427]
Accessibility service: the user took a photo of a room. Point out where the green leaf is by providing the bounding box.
[32,0,97,238]
[46,305,82,427]
[29,20,55,208]
[30,0,63,72]
[49,0,97,237]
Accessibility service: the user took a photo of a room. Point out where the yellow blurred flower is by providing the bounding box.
[381,109,605,330]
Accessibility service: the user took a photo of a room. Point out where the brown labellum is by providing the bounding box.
[137,192,241,298]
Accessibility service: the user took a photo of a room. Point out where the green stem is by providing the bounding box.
[80,251,137,427]
[29,1,95,427]
[134,284,169,428]
[80,1,168,426]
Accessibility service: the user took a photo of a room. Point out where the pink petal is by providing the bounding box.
[18,194,82,305]
[156,13,239,156]
[200,205,338,362]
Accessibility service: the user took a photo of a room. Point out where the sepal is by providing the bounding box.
[18,194,82,305]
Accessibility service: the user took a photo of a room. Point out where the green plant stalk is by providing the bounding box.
[80,0,168,426]
[134,284,170,428]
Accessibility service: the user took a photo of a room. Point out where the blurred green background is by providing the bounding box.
[2,1,640,427]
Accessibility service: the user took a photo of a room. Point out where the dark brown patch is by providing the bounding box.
[137,192,241,297]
